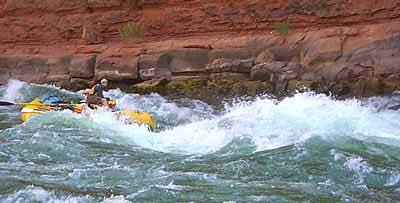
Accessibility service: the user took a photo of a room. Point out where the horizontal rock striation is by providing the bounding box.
[1,0,400,99]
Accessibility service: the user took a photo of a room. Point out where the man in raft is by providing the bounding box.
[84,79,110,108]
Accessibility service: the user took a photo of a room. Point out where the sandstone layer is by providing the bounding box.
[1,0,400,100]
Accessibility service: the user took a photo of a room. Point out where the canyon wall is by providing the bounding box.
[1,0,400,99]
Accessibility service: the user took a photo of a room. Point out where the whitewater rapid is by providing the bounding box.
[0,80,399,202]
[2,80,400,155]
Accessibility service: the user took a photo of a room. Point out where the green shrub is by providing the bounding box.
[120,23,144,42]
[274,21,291,36]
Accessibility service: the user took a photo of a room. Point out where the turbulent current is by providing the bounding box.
[0,80,399,203]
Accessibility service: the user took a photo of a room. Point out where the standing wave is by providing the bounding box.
[0,80,399,202]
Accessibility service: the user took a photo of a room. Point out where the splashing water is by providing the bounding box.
[0,80,399,202]
[1,79,26,101]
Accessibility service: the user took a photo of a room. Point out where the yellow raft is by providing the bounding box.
[20,99,157,131]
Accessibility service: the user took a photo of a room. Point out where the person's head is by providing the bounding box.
[101,79,108,88]
[88,80,96,88]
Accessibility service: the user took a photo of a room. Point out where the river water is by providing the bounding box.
[0,80,399,203]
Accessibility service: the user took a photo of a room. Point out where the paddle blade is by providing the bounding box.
[0,101,15,106]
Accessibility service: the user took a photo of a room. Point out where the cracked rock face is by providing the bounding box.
[1,0,400,98]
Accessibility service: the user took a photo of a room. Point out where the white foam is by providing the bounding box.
[4,80,400,155]
[385,174,400,187]
[79,92,400,155]
[0,186,93,203]
[101,195,132,203]
[344,157,373,174]
[114,92,215,124]
[1,79,25,101]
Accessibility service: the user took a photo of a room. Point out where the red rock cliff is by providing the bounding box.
[1,0,400,97]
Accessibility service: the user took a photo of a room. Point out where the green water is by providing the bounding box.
[0,80,399,203]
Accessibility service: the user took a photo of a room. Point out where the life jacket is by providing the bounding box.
[92,84,104,98]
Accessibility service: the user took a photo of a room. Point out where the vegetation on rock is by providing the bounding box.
[274,21,291,35]
[120,23,144,42]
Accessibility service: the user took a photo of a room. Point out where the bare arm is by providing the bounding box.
[83,87,95,95]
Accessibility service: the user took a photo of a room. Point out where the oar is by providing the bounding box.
[0,101,70,107]
[0,101,83,112]
[0,101,15,106]
[0,101,48,107]
[0,101,56,107]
